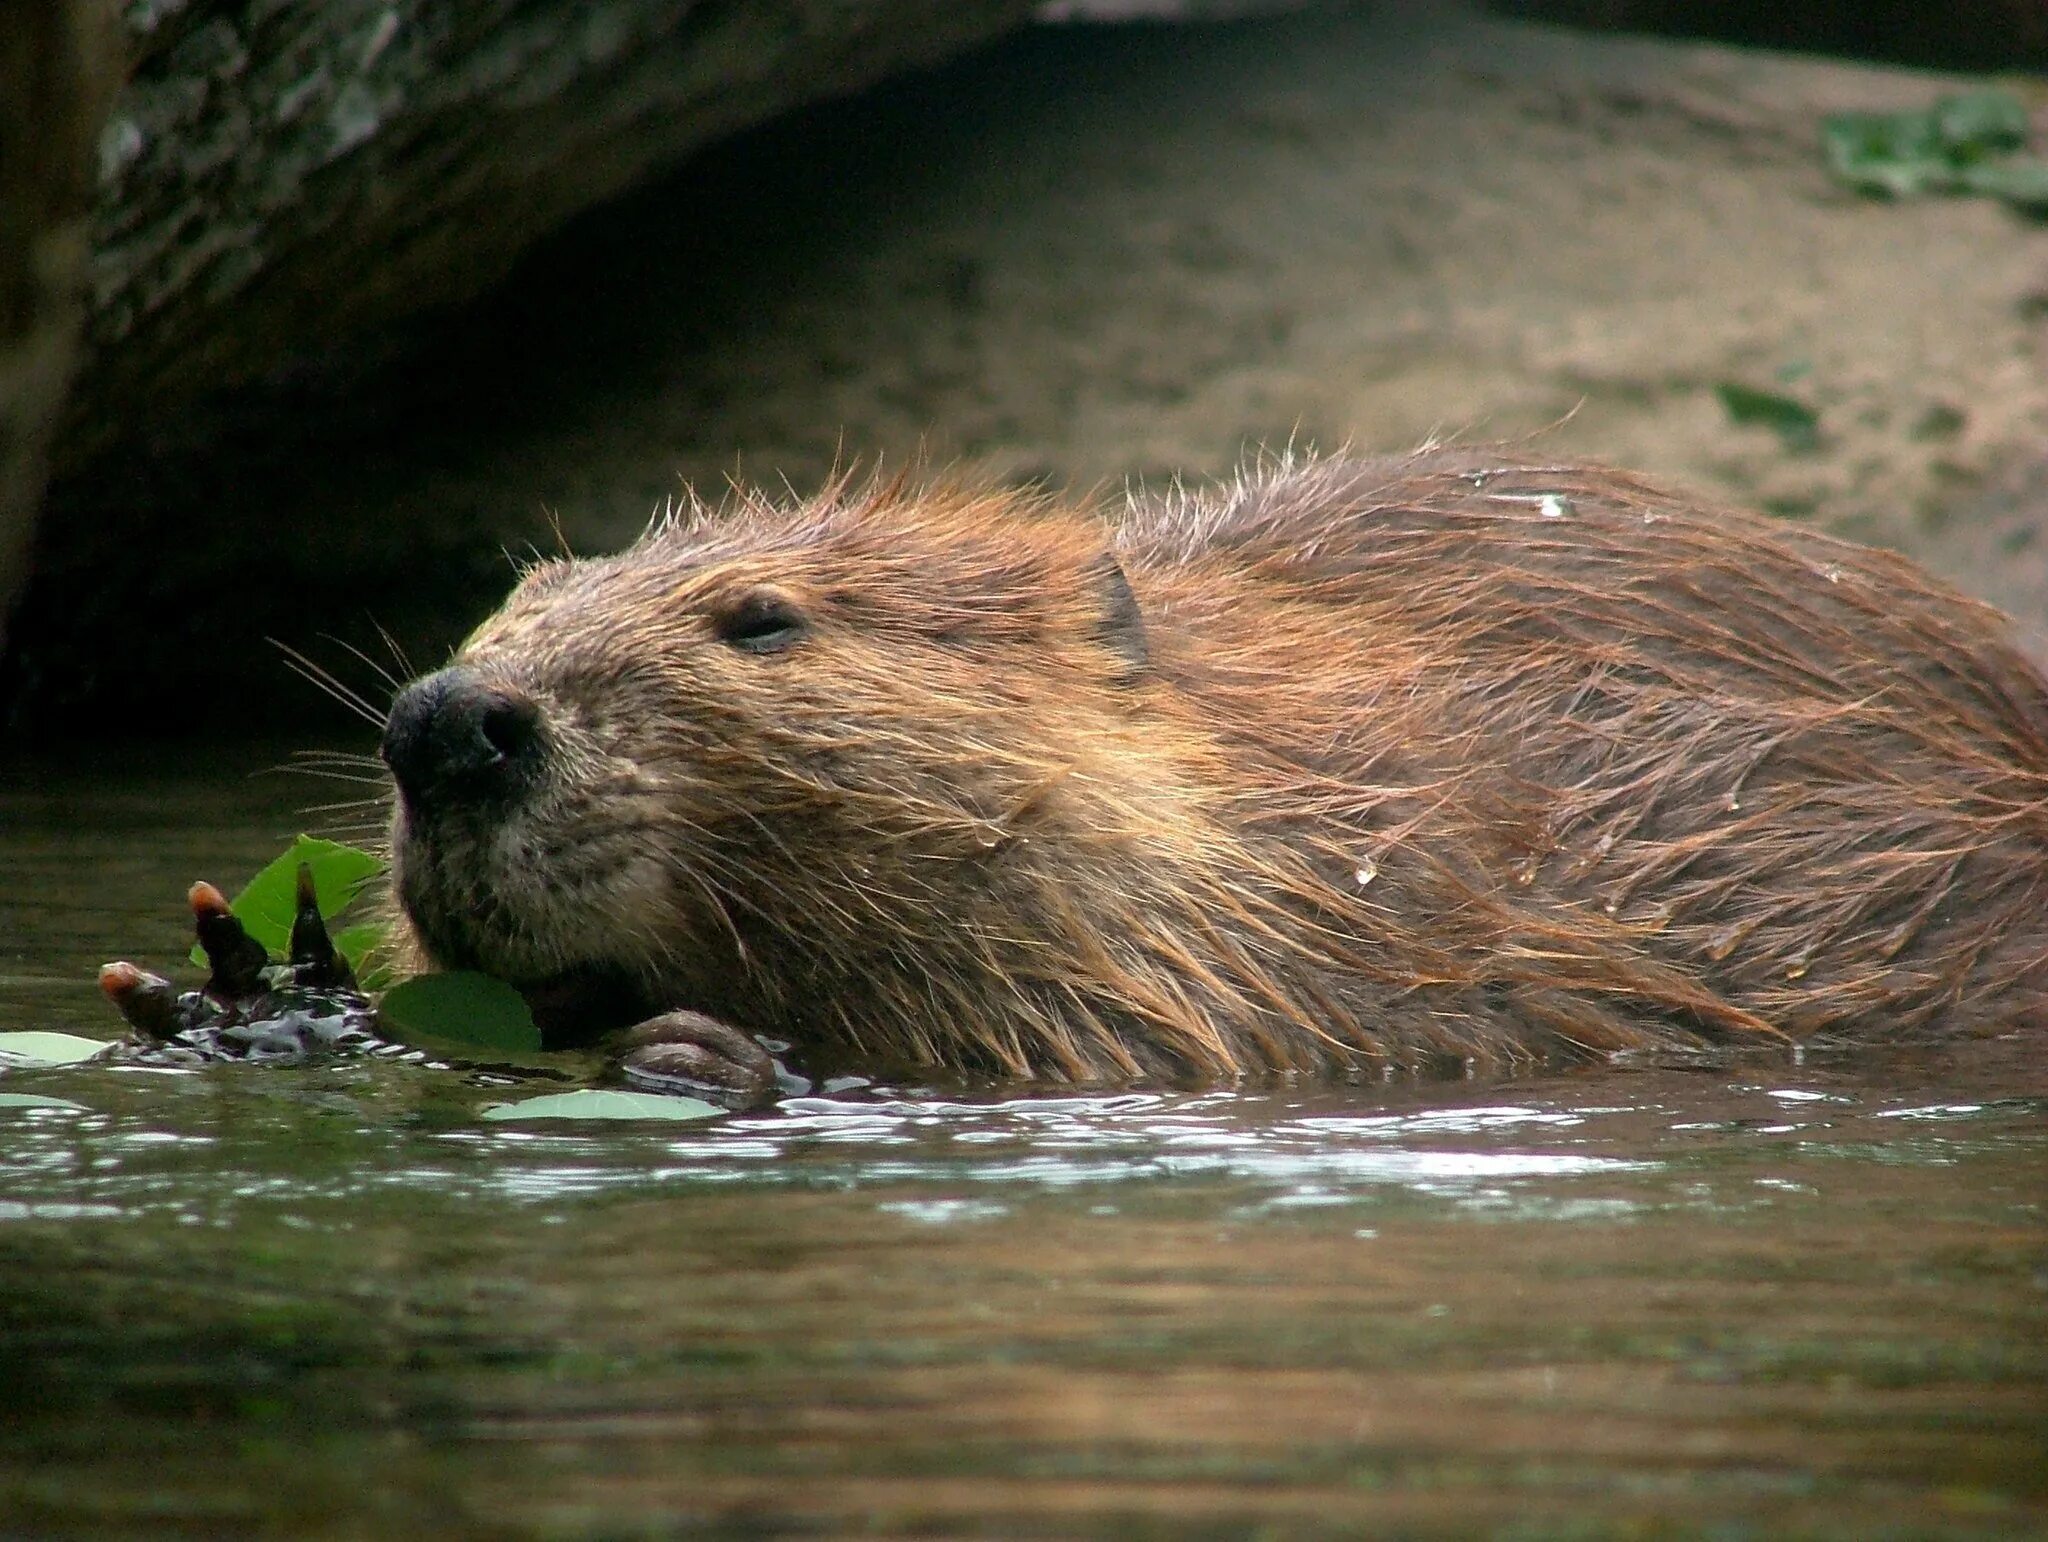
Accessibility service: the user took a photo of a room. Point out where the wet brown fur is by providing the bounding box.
[390,448,2048,1081]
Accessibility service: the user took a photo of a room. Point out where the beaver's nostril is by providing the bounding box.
[382,667,540,813]
[479,698,539,763]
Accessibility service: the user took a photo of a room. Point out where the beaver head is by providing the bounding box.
[381,479,1179,1065]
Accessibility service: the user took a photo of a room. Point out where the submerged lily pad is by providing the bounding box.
[190,836,385,968]
[479,1089,724,1122]
[379,971,542,1054]
[0,1031,117,1069]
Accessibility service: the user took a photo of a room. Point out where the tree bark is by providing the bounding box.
[67,0,1036,468]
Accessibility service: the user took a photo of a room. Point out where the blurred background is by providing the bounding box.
[5,0,2045,738]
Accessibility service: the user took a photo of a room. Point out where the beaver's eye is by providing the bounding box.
[715,589,808,654]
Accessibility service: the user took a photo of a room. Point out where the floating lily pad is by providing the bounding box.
[0,1092,92,1111]
[479,1088,725,1122]
[379,971,542,1053]
[190,835,384,968]
[0,1031,117,1069]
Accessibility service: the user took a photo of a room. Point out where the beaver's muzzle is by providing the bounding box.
[381,666,542,818]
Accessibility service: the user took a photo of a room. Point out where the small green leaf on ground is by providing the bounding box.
[479,1089,725,1123]
[1822,91,2045,212]
[1932,91,2030,159]
[0,1031,116,1069]
[0,1092,92,1111]
[1958,158,2048,212]
[379,971,542,1053]
[1823,109,1948,197]
[191,836,385,967]
[1715,382,1820,452]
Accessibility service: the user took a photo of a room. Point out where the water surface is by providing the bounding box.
[2,753,2044,1538]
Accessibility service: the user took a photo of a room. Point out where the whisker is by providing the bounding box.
[287,748,384,767]
[318,632,405,694]
[369,617,416,680]
[306,823,391,844]
[297,799,392,820]
[271,639,386,727]
[257,751,388,785]
[260,767,389,787]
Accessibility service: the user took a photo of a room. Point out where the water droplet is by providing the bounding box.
[1352,856,1379,887]
[1538,494,1571,519]
[1818,563,1843,584]
[1724,792,1742,812]
[1785,951,1813,980]
[1642,510,1663,525]
[1593,831,1615,856]
[1705,923,1744,961]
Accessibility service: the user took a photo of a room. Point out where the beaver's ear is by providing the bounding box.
[1085,553,1148,682]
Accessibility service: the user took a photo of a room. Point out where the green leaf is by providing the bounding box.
[1958,157,2048,212]
[0,1092,92,1111]
[479,1089,724,1122]
[191,836,384,968]
[1933,91,2030,159]
[1822,92,2036,200]
[1714,382,1820,452]
[0,1031,116,1069]
[333,923,395,990]
[1821,109,1951,197]
[378,971,542,1054]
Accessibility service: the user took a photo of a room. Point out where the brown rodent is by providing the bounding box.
[381,448,2048,1089]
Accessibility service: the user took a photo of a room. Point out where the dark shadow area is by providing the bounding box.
[1493,0,2048,71]
[5,22,1131,741]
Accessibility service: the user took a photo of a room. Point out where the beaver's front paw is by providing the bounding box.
[616,1010,782,1109]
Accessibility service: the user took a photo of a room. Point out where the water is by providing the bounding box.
[2,753,2045,1538]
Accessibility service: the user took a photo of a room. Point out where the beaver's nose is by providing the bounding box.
[381,667,541,813]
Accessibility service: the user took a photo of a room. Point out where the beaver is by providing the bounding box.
[380,447,2048,1097]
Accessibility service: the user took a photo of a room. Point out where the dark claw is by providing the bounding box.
[190,881,271,997]
[98,961,186,1042]
[286,862,354,988]
[101,878,380,1067]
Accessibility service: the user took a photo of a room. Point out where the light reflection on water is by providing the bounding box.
[3,1056,2040,1538]
[3,1064,2035,1231]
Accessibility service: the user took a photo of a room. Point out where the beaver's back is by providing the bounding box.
[1122,450,2048,1049]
